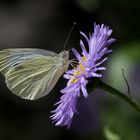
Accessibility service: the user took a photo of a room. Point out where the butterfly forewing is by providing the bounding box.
[0,48,57,75]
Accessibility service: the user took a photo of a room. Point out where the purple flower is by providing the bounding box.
[50,23,115,128]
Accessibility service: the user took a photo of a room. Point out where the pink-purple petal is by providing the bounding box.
[80,31,89,43]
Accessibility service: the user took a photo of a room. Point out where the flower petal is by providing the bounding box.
[72,48,83,63]
[80,40,88,56]
[81,85,88,98]
[80,31,89,43]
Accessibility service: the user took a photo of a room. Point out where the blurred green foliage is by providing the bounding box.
[107,42,140,96]
[75,0,99,12]
[104,126,121,140]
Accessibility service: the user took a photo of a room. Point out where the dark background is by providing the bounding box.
[0,0,140,140]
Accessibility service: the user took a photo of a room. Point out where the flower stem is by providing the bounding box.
[97,80,140,113]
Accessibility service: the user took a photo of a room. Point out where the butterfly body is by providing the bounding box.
[0,48,69,100]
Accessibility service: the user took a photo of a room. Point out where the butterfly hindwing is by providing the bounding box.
[5,56,64,100]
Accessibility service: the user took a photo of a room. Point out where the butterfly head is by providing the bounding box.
[58,50,69,69]
[60,50,69,59]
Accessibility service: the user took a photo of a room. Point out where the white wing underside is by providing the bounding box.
[0,48,66,100]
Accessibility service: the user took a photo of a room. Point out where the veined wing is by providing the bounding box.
[5,56,65,100]
[0,48,57,75]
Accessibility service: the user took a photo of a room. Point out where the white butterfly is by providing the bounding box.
[0,48,69,100]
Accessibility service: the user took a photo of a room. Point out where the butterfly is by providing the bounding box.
[0,48,69,100]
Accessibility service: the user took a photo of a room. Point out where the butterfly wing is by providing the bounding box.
[5,56,66,100]
[0,48,57,75]
[0,49,68,100]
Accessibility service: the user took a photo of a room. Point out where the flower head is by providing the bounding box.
[51,23,115,128]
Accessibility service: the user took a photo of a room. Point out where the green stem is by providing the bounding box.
[97,80,140,113]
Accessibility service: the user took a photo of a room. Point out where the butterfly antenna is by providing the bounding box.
[64,22,76,49]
